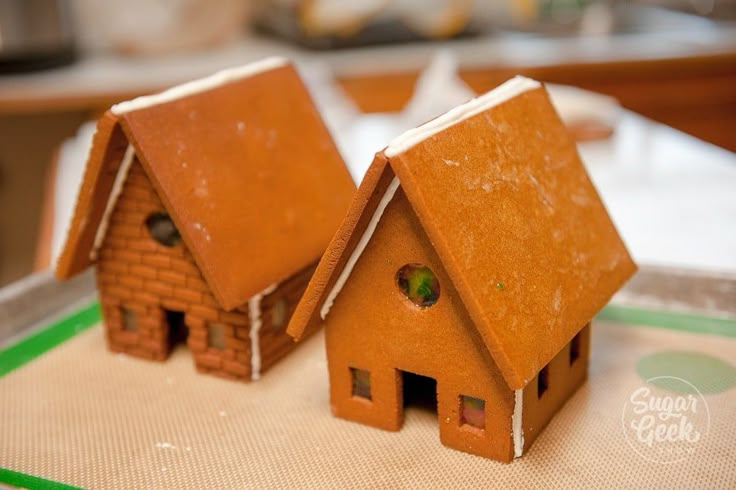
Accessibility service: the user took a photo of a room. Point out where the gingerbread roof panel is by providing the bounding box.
[55,112,129,279]
[56,59,355,311]
[288,153,394,341]
[386,78,636,388]
[118,62,354,310]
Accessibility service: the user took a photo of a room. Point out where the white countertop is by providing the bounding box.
[580,113,736,274]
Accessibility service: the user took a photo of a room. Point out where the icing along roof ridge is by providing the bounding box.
[385,75,540,157]
[111,57,288,115]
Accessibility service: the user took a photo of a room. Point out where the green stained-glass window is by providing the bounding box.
[396,264,440,307]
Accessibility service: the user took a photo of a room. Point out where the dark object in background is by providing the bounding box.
[0,0,75,73]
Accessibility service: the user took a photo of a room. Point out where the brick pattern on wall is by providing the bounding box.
[95,157,311,382]
[259,263,317,373]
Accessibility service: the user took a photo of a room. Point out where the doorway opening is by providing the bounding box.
[164,309,188,349]
[401,370,438,414]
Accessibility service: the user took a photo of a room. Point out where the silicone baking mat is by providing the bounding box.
[1,305,735,489]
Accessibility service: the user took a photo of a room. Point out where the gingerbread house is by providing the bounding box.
[288,76,636,461]
[55,58,355,381]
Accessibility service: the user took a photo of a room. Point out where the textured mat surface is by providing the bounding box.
[1,321,735,488]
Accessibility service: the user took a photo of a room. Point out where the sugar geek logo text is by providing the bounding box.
[621,376,710,463]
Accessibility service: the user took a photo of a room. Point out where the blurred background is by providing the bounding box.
[0,0,735,288]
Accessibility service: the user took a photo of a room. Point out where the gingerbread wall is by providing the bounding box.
[95,157,306,381]
[521,323,591,452]
[259,265,316,374]
[322,181,593,461]
[323,186,515,461]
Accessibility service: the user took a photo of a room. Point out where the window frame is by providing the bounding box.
[349,367,372,401]
[144,211,181,247]
[569,331,582,365]
[270,298,288,331]
[459,394,486,431]
[537,364,550,399]
[207,322,226,350]
[120,306,138,332]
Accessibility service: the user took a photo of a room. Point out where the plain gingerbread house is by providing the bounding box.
[55,58,355,381]
[288,76,636,461]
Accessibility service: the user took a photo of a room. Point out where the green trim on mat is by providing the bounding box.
[598,304,736,337]
[0,301,733,380]
[0,467,82,489]
[0,301,100,377]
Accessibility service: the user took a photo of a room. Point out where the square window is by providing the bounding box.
[460,395,485,430]
[271,298,288,331]
[207,323,226,349]
[121,307,137,332]
[537,365,549,399]
[350,367,371,400]
[569,331,581,365]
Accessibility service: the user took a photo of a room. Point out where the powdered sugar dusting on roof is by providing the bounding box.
[111,57,289,115]
[384,76,541,158]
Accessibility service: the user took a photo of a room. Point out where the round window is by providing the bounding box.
[396,263,440,307]
[145,212,181,247]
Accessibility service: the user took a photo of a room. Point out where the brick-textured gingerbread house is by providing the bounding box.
[55,58,355,381]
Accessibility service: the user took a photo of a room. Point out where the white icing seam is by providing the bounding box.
[111,57,288,115]
[512,388,524,458]
[320,176,400,320]
[248,283,278,381]
[89,144,135,260]
[385,76,541,157]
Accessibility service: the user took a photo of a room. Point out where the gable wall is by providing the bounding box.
[95,158,256,379]
[324,186,514,461]
[258,263,318,374]
[96,157,311,381]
